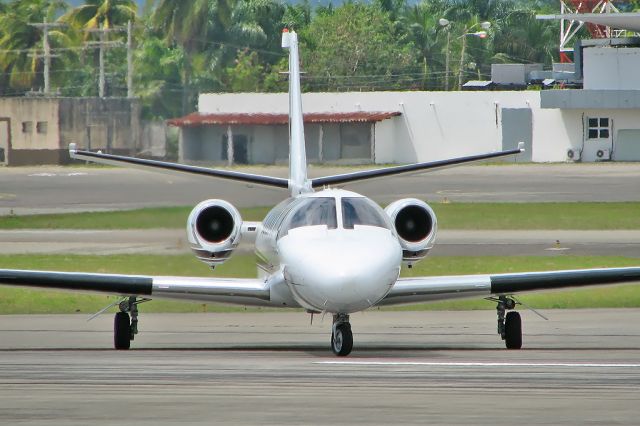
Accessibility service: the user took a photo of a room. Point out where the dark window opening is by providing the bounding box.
[222,134,249,164]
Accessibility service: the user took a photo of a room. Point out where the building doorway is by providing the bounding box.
[0,118,10,165]
[222,134,249,164]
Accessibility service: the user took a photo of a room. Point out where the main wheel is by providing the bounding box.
[331,323,353,356]
[114,311,131,350]
[504,311,522,349]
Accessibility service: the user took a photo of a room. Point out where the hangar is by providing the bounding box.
[168,110,400,165]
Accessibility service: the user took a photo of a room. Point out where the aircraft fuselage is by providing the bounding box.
[255,188,403,313]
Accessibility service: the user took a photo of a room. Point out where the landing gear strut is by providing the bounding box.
[494,296,522,349]
[331,313,353,356]
[114,297,146,350]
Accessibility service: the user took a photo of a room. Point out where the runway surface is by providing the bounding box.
[1,310,639,425]
[2,229,639,257]
[1,163,640,214]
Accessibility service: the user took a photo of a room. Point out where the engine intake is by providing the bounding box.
[385,198,437,265]
[187,199,242,266]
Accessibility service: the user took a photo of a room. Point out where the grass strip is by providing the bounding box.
[0,254,639,314]
[1,202,640,230]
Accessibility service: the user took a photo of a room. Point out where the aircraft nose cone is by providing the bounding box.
[279,227,402,313]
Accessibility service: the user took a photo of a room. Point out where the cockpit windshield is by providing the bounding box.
[278,197,337,238]
[342,197,390,230]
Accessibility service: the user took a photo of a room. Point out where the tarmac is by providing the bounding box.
[1,228,639,257]
[1,163,640,214]
[0,310,639,425]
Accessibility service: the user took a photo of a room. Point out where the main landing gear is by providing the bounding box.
[331,313,353,356]
[492,296,522,349]
[114,297,147,350]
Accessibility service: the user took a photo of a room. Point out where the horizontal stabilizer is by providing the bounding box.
[69,144,289,189]
[312,146,524,188]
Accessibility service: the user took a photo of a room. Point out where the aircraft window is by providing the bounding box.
[278,197,337,237]
[342,197,390,230]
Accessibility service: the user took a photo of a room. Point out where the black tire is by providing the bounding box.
[114,311,131,350]
[331,323,353,356]
[504,311,522,349]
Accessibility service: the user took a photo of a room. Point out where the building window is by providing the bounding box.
[36,121,48,134]
[587,117,610,139]
[21,121,33,133]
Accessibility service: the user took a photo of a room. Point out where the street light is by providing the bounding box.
[458,22,491,90]
[440,19,491,90]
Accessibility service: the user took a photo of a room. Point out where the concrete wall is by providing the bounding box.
[140,121,167,158]
[532,109,581,162]
[0,98,61,165]
[59,98,141,154]
[584,47,640,90]
[0,97,142,165]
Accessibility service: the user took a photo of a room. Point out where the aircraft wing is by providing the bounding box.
[0,269,273,307]
[69,144,289,190]
[378,267,640,306]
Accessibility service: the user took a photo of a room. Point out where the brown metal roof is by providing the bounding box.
[167,111,401,127]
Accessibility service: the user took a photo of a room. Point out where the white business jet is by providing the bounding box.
[2,29,640,356]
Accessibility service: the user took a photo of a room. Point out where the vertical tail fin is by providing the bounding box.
[282,29,311,196]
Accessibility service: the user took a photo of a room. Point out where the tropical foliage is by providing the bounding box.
[0,0,636,117]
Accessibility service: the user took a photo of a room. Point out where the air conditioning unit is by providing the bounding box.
[596,149,611,161]
[567,148,582,161]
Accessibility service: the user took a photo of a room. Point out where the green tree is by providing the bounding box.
[300,3,419,91]
[134,29,185,118]
[223,49,264,92]
[152,0,235,113]
[402,2,448,90]
[0,0,69,94]
[493,9,557,65]
[62,0,137,30]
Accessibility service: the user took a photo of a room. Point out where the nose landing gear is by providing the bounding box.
[331,313,353,356]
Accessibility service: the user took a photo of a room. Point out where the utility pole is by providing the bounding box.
[458,29,467,91]
[29,18,64,96]
[445,31,450,91]
[127,20,133,98]
[85,25,124,98]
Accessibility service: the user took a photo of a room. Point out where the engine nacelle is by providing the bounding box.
[385,198,437,265]
[187,199,242,267]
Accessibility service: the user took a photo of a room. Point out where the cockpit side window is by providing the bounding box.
[342,197,390,230]
[278,197,337,238]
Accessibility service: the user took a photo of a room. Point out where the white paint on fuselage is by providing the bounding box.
[255,188,403,313]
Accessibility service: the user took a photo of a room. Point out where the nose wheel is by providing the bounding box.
[331,314,353,356]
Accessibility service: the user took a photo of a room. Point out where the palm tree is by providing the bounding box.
[152,0,236,113]
[62,0,137,30]
[0,0,68,94]
[402,3,448,90]
[493,9,557,65]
